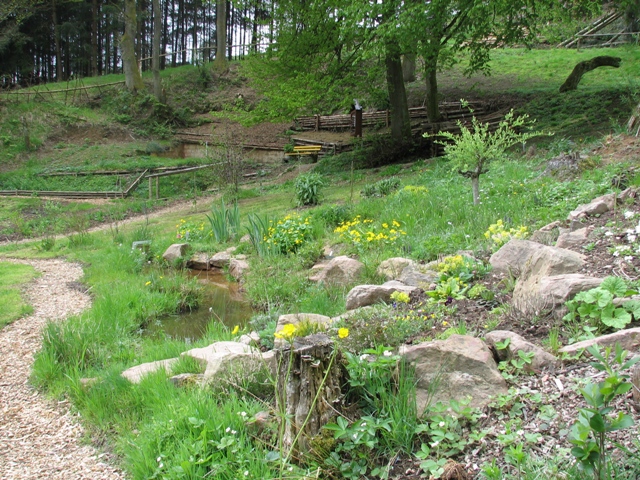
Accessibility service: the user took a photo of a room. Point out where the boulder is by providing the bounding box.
[274,313,332,348]
[239,331,261,345]
[555,227,592,250]
[229,258,249,281]
[398,264,439,287]
[187,253,210,270]
[530,221,562,245]
[618,187,639,202]
[377,257,416,281]
[162,243,189,263]
[490,240,584,277]
[121,358,178,384]
[309,256,364,285]
[568,193,616,220]
[182,341,267,381]
[345,282,418,310]
[559,327,640,356]
[400,335,507,411]
[210,251,232,268]
[484,330,558,371]
[513,274,602,317]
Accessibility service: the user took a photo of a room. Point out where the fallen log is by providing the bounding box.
[559,56,621,93]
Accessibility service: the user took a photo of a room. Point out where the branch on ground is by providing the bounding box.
[559,56,621,93]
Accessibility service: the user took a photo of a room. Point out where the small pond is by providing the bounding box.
[144,270,253,343]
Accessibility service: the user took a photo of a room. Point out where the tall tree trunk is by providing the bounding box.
[122,0,145,91]
[152,0,164,101]
[385,39,411,142]
[192,0,198,63]
[425,65,440,122]
[214,0,227,69]
[161,0,169,68]
[251,0,259,53]
[52,0,63,81]
[471,175,480,205]
[91,0,99,76]
[402,53,416,82]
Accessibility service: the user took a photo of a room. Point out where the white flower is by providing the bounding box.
[628,234,637,243]
[157,457,162,463]
[244,471,249,476]
[431,441,440,447]
[624,211,636,219]
[625,256,634,262]
[613,251,620,257]
[383,350,393,357]
[239,411,247,418]
[605,231,614,237]
[359,354,368,361]
[226,427,231,433]
[231,430,237,434]
[439,421,446,427]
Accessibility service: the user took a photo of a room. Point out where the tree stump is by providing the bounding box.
[275,333,344,455]
[559,56,621,93]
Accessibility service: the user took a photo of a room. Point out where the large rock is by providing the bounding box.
[182,341,267,381]
[505,241,591,316]
[400,335,507,411]
[398,264,439,287]
[210,251,232,268]
[274,313,332,348]
[121,358,178,384]
[187,253,210,270]
[490,240,584,277]
[559,327,640,356]
[377,257,416,281]
[555,227,592,250]
[345,281,418,310]
[309,256,364,285]
[485,330,558,371]
[513,274,602,317]
[162,243,189,263]
[229,258,249,281]
[568,193,616,220]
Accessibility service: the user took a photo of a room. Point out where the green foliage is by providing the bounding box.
[569,344,639,479]
[430,109,547,204]
[265,213,315,254]
[0,262,37,329]
[314,203,353,229]
[435,254,490,283]
[426,277,469,302]
[206,199,240,243]
[484,219,529,249]
[334,215,407,253]
[564,276,639,332]
[174,218,209,242]
[360,177,401,198]
[294,171,324,206]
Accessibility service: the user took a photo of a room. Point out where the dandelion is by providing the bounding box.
[442,321,448,326]
[145,281,151,286]
[232,325,240,335]
[338,328,349,339]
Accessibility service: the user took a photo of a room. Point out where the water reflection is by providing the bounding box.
[145,269,253,343]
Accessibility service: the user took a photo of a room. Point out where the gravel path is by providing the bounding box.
[0,258,125,480]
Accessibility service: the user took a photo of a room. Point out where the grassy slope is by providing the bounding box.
[0,46,638,478]
[0,262,37,328]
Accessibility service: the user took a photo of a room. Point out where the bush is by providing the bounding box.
[361,177,401,198]
[266,213,315,254]
[294,172,324,206]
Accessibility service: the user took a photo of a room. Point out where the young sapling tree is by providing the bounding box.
[428,108,546,205]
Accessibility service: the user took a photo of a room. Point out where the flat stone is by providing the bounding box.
[345,283,418,310]
[210,251,232,268]
[490,239,585,277]
[187,253,210,270]
[559,328,640,356]
[555,227,592,249]
[121,358,178,384]
[182,341,265,380]
[398,265,439,287]
[568,193,616,220]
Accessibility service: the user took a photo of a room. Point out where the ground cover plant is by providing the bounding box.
[0,261,37,328]
[2,41,640,480]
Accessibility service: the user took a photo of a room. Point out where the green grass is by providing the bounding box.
[0,262,38,328]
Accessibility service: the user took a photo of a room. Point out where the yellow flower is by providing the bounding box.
[382,223,389,229]
[338,328,349,339]
[232,325,240,335]
[274,323,297,339]
[145,281,151,286]
[442,321,448,326]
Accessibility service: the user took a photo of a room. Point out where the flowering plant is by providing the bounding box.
[334,215,406,250]
[265,214,314,254]
[484,220,528,248]
[176,218,211,241]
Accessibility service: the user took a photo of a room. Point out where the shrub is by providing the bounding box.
[360,177,401,198]
[484,219,528,248]
[175,218,210,242]
[266,213,314,254]
[294,172,324,206]
[334,215,406,251]
[206,199,240,243]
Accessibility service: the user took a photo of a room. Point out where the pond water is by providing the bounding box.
[144,270,253,343]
